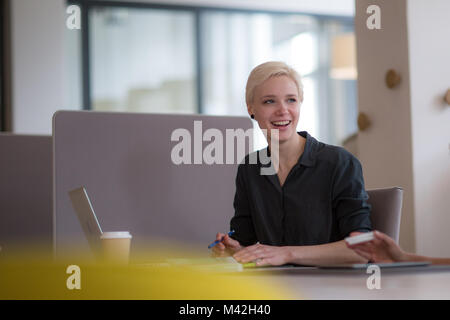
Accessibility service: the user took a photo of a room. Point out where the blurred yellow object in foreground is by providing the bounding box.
[0,249,293,300]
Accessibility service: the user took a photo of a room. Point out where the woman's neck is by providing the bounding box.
[269,133,306,172]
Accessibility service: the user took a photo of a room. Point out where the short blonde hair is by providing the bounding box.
[245,61,304,106]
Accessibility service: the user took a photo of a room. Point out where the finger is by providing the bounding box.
[347,241,371,251]
[345,241,360,250]
[233,243,263,259]
[234,250,258,263]
[349,231,364,237]
[212,242,226,252]
[222,235,239,247]
[233,243,259,258]
[374,230,397,247]
[255,258,270,267]
[211,241,225,251]
[353,248,372,261]
[216,233,225,241]
[256,254,283,267]
[350,244,373,259]
[236,247,269,263]
[354,242,372,251]
[373,230,391,245]
[373,230,387,240]
[234,249,263,263]
[366,241,376,251]
[371,236,384,248]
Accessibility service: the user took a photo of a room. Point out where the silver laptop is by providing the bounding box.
[68,186,103,256]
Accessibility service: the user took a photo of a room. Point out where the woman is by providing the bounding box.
[212,61,372,266]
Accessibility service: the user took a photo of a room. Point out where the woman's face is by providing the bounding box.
[249,75,301,144]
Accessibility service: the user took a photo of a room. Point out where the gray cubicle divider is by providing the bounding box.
[53,111,253,257]
[0,134,53,255]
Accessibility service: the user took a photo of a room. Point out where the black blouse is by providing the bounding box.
[230,131,372,246]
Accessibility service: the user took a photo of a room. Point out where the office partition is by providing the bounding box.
[0,134,52,255]
[53,111,253,257]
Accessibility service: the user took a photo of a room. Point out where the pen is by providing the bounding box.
[208,230,235,249]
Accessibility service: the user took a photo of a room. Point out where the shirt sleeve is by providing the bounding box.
[331,156,372,239]
[230,165,258,246]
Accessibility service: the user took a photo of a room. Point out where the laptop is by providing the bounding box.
[68,186,103,256]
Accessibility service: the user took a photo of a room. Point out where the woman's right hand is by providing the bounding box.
[211,233,243,257]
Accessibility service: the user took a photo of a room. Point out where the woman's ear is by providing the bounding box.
[247,106,254,119]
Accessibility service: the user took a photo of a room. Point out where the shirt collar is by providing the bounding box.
[297,131,317,168]
[259,131,317,169]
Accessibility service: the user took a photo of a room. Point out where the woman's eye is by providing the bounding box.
[263,99,275,104]
[288,98,297,103]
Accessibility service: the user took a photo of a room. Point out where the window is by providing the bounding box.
[68,1,357,147]
[200,12,322,149]
[90,7,197,114]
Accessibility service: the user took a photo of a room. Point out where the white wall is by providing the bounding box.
[11,0,67,134]
[408,0,450,257]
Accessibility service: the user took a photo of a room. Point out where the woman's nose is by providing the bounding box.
[275,101,289,114]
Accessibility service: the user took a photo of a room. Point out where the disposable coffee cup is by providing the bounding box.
[100,231,132,264]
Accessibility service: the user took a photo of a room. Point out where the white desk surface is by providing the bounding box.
[238,265,450,299]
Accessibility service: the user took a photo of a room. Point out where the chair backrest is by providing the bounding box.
[366,187,403,243]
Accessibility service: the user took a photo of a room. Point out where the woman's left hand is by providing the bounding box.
[232,243,291,266]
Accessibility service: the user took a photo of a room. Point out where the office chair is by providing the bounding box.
[366,187,403,243]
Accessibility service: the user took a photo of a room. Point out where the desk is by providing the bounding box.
[2,255,450,299]
[239,265,450,299]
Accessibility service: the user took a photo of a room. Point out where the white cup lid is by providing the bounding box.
[100,231,132,239]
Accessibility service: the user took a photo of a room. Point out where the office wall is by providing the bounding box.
[355,0,415,252]
[10,0,67,134]
[355,0,450,256]
[0,134,53,255]
[407,0,450,257]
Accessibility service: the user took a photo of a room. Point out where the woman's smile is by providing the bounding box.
[270,119,292,129]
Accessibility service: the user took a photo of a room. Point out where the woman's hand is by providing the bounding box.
[211,233,243,257]
[346,230,410,263]
[232,243,291,266]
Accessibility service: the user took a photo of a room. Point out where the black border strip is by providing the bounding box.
[0,0,5,130]
[0,0,12,131]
